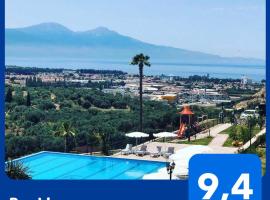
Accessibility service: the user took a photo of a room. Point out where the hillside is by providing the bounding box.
[5,22,265,65]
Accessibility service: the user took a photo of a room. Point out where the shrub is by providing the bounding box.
[6,161,31,180]
[38,100,56,110]
[25,110,45,124]
[82,101,91,109]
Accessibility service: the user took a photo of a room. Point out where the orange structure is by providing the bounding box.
[177,105,194,137]
[178,123,186,137]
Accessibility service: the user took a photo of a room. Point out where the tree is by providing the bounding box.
[130,53,151,132]
[96,132,111,156]
[38,100,55,110]
[82,100,91,109]
[86,134,99,154]
[247,117,257,148]
[6,161,31,180]
[258,116,264,130]
[94,124,115,155]
[5,87,13,102]
[54,122,76,152]
[25,110,45,124]
[26,91,31,106]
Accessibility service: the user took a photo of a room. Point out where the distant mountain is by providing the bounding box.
[5,22,265,65]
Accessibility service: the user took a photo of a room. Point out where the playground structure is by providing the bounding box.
[177,105,194,138]
[177,105,207,139]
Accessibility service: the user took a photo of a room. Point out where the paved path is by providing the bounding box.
[175,123,232,142]
[113,141,237,162]
[209,134,229,147]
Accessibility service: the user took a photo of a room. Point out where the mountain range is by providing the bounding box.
[5,22,265,65]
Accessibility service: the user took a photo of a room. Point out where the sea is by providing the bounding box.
[5,57,266,82]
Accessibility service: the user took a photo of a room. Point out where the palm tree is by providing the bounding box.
[6,161,31,180]
[55,122,76,152]
[130,53,151,131]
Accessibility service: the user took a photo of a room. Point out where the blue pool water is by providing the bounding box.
[14,152,166,180]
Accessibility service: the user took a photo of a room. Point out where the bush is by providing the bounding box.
[82,101,91,109]
[38,100,56,110]
[6,161,32,180]
[60,100,73,109]
[112,101,127,109]
[38,135,65,152]
[25,110,45,124]
[5,135,39,158]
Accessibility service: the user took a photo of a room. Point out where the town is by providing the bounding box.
[5,66,264,109]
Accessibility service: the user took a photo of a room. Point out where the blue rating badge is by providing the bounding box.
[189,154,261,200]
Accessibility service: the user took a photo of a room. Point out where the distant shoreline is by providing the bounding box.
[5,65,265,82]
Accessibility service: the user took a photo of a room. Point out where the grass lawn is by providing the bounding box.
[220,125,235,134]
[223,138,234,147]
[173,136,213,145]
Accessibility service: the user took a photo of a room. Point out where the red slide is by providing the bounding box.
[178,123,186,137]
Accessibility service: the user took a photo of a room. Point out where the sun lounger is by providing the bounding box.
[163,147,175,158]
[135,145,148,156]
[121,144,133,155]
[150,146,162,157]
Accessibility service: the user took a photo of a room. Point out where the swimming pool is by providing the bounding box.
[14,152,166,180]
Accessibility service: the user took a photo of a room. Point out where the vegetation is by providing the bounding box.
[173,136,213,145]
[54,122,76,152]
[26,91,31,106]
[5,85,182,159]
[222,125,261,147]
[5,87,13,102]
[226,88,256,96]
[174,75,241,84]
[6,161,32,180]
[6,66,126,76]
[243,146,266,175]
[130,53,151,132]
[259,147,266,175]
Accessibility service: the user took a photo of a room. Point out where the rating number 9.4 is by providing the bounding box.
[198,173,253,200]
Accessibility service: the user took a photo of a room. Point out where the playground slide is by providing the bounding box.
[178,123,186,137]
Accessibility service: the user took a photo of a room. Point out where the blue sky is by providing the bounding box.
[6,0,265,59]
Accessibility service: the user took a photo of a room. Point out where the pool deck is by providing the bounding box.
[113,141,237,162]
[113,123,238,162]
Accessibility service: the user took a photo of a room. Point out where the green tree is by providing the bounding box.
[238,126,249,143]
[54,122,76,152]
[38,100,55,110]
[94,124,116,155]
[247,116,257,148]
[130,53,151,132]
[6,161,31,180]
[86,134,99,154]
[5,87,13,103]
[96,132,111,156]
[229,126,239,141]
[258,116,264,130]
[25,110,45,124]
[82,100,91,109]
[26,91,31,106]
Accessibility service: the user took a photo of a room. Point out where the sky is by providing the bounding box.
[5,0,266,59]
